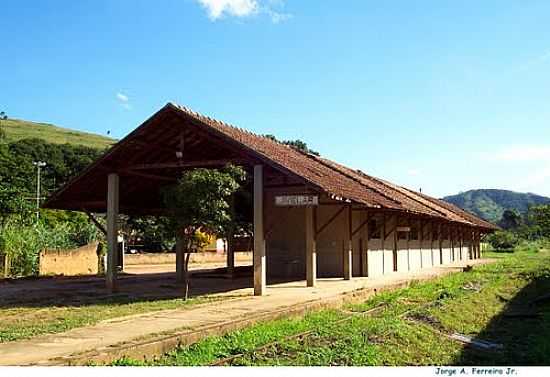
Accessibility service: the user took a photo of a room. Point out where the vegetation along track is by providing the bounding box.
[112,248,550,366]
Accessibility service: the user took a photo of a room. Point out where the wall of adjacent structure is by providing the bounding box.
[264,194,477,280]
[39,242,99,276]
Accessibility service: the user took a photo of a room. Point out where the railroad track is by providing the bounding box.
[209,303,388,366]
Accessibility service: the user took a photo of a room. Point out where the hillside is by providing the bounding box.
[0,118,115,149]
[443,189,550,223]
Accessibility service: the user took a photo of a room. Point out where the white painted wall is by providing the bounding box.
[409,246,422,270]
[265,192,474,281]
[396,239,408,272]
[421,246,433,268]
[367,248,384,277]
[441,239,452,264]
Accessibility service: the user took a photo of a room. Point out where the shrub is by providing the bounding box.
[487,230,519,252]
[516,238,550,254]
[0,217,99,277]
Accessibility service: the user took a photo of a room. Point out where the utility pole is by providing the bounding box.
[32,161,46,220]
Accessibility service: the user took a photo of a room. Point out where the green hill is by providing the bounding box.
[0,118,115,149]
[443,189,550,223]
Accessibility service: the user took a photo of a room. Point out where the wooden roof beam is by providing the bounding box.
[121,170,177,182]
[125,158,247,171]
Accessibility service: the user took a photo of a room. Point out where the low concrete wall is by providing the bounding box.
[39,242,99,276]
[125,253,175,265]
[125,251,253,266]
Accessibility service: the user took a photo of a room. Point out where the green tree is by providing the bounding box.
[124,215,174,252]
[263,134,320,156]
[161,165,245,299]
[527,205,550,239]
[0,111,7,137]
[486,230,519,252]
[498,209,522,230]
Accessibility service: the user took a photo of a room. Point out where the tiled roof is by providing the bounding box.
[44,102,497,231]
[170,103,497,230]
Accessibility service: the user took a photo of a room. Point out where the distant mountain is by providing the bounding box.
[443,189,550,223]
[0,118,115,149]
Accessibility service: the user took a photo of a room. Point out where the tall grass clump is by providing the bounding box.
[0,217,99,277]
[516,238,550,254]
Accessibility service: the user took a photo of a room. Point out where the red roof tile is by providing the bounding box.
[44,102,498,231]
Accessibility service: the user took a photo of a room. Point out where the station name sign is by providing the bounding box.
[275,195,319,207]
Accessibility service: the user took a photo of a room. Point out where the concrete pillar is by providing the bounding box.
[106,173,119,292]
[305,206,317,287]
[226,237,235,275]
[468,230,473,260]
[439,224,443,265]
[361,210,369,276]
[253,165,266,296]
[176,237,184,284]
[420,219,425,268]
[476,231,481,259]
[391,215,397,272]
[393,226,398,272]
[430,222,435,266]
[343,205,353,280]
[382,213,386,273]
[459,229,463,260]
[227,195,235,275]
[406,217,411,271]
[479,234,483,258]
[472,231,476,259]
[449,228,456,262]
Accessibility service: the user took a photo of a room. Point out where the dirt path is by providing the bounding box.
[0,259,492,366]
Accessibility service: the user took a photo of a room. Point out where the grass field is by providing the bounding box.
[113,247,550,366]
[0,295,219,343]
[0,118,115,149]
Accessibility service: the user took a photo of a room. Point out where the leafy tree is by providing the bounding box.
[498,209,522,230]
[487,230,519,252]
[264,134,320,156]
[161,165,245,299]
[7,138,104,195]
[526,205,550,239]
[0,111,7,144]
[0,186,34,226]
[123,215,174,252]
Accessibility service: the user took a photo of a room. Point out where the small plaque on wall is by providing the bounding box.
[275,195,319,207]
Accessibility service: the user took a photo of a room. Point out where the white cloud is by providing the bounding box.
[197,0,258,20]
[267,9,292,24]
[116,92,129,103]
[116,92,131,110]
[195,0,292,23]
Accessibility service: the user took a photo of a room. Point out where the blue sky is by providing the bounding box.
[1,0,550,197]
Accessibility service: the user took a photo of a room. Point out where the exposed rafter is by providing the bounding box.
[125,159,246,171]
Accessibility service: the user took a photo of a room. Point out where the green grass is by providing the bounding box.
[113,247,550,366]
[0,118,115,149]
[0,295,220,343]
